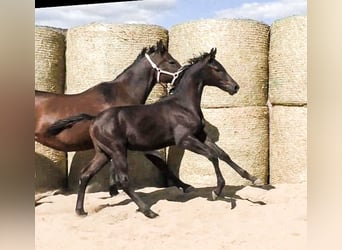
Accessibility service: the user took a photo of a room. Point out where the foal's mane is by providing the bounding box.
[169,52,211,92]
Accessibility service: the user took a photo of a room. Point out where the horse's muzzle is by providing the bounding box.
[219,81,240,95]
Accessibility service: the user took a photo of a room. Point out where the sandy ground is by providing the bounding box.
[35,183,306,250]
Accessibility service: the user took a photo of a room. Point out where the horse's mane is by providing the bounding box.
[169,52,210,93]
[113,40,166,80]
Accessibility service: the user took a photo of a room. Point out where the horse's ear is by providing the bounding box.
[209,48,217,59]
[157,39,166,53]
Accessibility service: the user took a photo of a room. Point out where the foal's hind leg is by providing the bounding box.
[179,136,225,199]
[108,160,119,197]
[112,148,159,218]
[144,151,195,193]
[75,151,110,216]
[204,138,263,186]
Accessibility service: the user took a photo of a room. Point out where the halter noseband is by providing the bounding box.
[145,53,184,86]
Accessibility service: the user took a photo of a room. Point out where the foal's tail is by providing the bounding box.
[46,113,96,136]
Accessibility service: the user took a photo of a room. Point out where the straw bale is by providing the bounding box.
[167,106,269,187]
[35,142,67,192]
[269,106,307,184]
[65,23,169,102]
[35,26,66,93]
[35,26,67,192]
[67,149,166,193]
[269,16,307,105]
[169,19,269,107]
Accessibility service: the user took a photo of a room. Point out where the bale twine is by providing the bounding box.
[167,107,269,186]
[35,26,67,192]
[169,19,269,107]
[65,23,170,191]
[67,149,167,193]
[35,26,66,93]
[269,16,307,105]
[269,106,307,184]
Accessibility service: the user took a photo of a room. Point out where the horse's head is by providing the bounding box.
[145,40,181,83]
[199,48,239,95]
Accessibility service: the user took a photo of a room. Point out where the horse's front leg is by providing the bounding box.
[204,137,263,186]
[144,150,195,193]
[178,135,225,199]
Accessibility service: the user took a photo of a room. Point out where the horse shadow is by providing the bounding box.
[167,118,220,182]
[95,184,274,213]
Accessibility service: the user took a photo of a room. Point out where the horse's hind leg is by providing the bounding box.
[204,138,263,185]
[113,148,158,218]
[75,151,110,216]
[179,136,225,199]
[144,151,195,193]
[108,160,119,197]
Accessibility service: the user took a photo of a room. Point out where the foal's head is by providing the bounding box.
[144,40,181,83]
[190,48,239,95]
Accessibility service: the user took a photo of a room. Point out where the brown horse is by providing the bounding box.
[35,40,193,195]
[48,48,262,218]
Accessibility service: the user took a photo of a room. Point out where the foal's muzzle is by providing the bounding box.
[219,80,240,95]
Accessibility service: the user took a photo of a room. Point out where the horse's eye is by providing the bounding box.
[169,60,176,64]
[214,67,220,72]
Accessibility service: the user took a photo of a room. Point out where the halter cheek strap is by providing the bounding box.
[145,53,183,84]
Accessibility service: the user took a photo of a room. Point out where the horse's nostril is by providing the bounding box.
[234,84,239,91]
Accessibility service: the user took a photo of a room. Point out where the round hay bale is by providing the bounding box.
[35,25,66,93]
[167,106,269,186]
[269,16,307,105]
[35,142,67,192]
[269,106,307,184]
[67,150,166,193]
[65,23,169,102]
[35,26,67,192]
[169,19,269,107]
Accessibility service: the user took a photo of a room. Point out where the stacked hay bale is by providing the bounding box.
[168,19,270,186]
[35,26,67,192]
[65,23,169,192]
[269,16,307,184]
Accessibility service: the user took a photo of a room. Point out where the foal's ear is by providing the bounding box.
[209,48,217,59]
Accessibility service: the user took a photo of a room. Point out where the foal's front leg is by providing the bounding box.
[179,135,225,199]
[204,137,263,186]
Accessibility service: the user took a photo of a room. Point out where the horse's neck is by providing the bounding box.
[114,61,155,104]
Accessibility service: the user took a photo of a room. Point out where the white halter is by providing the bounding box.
[145,53,184,85]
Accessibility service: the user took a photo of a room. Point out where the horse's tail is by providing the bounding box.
[46,113,96,136]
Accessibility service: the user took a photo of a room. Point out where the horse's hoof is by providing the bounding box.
[253,178,263,186]
[182,185,195,193]
[137,208,159,219]
[75,209,88,217]
[109,186,119,197]
[212,190,219,200]
[144,210,159,219]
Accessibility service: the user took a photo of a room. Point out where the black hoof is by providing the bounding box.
[75,209,88,217]
[144,210,159,219]
[109,185,119,197]
[137,208,159,218]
